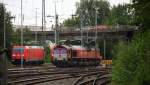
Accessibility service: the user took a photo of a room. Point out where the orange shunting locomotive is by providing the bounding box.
[51,40,102,66]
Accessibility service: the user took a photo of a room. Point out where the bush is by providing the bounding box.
[44,46,51,63]
[112,30,150,85]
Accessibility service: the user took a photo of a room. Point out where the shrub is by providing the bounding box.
[112,30,150,85]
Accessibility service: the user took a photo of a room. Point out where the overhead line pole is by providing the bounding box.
[95,8,98,50]
[20,0,24,69]
[43,0,46,42]
[42,0,45,44]
[35,8,38,44]
[54,0,58,44]
[80,9,83,47]
[42,0,43,43]
[95,8,99,58]
[3,2,6,49]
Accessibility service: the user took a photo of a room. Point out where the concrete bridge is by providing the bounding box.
[23,25,138,59]
[29,25,138,41]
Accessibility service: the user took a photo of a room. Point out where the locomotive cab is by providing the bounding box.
[51,45,69,66]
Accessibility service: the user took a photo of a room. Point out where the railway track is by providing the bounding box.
[8,73,81,85]
[72,72,111,85]
[8,64,56,72]
[8,65,106,74]
[8,66,111,85]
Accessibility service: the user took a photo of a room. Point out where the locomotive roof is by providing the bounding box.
[13,46,44,49]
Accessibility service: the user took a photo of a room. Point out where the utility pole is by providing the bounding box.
[42,0,46,44]
[43,0,46,42]
[94,8,99,58]
[95,8,98,50]
[35,8,38,44]
[20,0,24,69]
[42,0,43,32]
[54,1,59,44]
[80,9,83,46]
[3,3,5,49]
[103,38,106,60]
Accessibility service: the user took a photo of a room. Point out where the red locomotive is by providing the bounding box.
[51,40,102,66]
[11,46,44,64]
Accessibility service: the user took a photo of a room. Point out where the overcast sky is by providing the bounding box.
[1,0,130,30]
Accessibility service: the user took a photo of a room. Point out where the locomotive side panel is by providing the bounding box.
[11,46,44,64]
[71,48,102,59]
[25,46,44,63]
[70,49,102,66]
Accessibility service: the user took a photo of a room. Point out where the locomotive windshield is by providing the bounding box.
[13,48,24,53]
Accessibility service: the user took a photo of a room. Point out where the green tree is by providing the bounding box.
[63,0,110,27]
[112,31,150,85]
[63,16,80,27]
[12,27,33,45]
[112,0,150,84]
[76,0,110,26]
[23,26,33,42]
[105,4,132,25]
[132,0,150,31]
[12,29,21,44]
[0,3,13,49]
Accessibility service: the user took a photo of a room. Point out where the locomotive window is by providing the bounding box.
[54,49,59,54]
[61,49,67,54]
[54,48,67,54]
[13,48,24,53]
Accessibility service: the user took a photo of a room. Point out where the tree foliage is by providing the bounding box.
[12,27,32,45]
[63,0,133,27]
[112,0,150,84]
[63,0,110,27]
[0,3,13,49]
[76,0,110,26]
[132,0,150,30]
[105,4,132,25]
[63,16,80,27]
[112,31,150,85]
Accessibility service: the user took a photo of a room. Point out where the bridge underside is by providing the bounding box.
[28,30,134,42]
